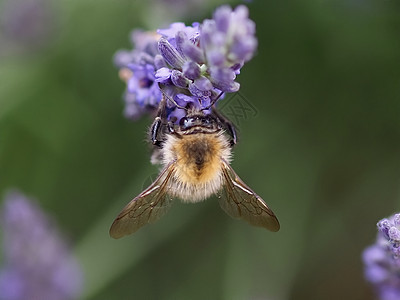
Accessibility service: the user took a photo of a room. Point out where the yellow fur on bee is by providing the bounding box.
[161,132,232,202]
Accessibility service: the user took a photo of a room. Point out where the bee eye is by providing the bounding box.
[202,116,213,126]
[179,117,188,127]
[180,117,194,129]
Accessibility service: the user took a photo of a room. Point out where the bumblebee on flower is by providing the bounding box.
[110,5,279,238]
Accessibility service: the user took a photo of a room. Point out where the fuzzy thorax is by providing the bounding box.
[162,132,232,202]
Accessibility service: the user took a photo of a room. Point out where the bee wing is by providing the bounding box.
[109,162,176,239]
[218,159,280,232]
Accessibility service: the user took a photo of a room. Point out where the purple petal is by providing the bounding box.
[189,82,211,98]
[363,245,386,264]
[171,70,189,88]
[182,61,201,80]
[0,269,24,300]
[209,67,239,92]
[199,97,211,110]
[365,264,389,283]
[231,62,244,74]
[127,77,139,93]
[206,50,225,67]
[145,64,156,81]
[113,50,133,68]
[130,30,160,52]
[175,31,187,58]
[200,4,257,70]
[230,35,257,62]
[175,93,196,106]
[157,22,200,47]
[182,42,204,64]
[233,5,250,22]
[394,214,400,227]
[168,107,186,123]
[391,245,400,258]
[389,227,400,241]
[158,38,185,69]
[157,22,187,41]
[174,30,204,63]
[213,5,232,33]
[378,219,391,239]
[148,83,162,107]
[155,67,172,83]
[154,54,167,69]
[193,76,212,91]
[379,287,400,300]
[124,103,143,120]
[211,79,240,93]
[199,19,215,49]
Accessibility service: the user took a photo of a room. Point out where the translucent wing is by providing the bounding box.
[219,159,280,232]
[109,162,175,239]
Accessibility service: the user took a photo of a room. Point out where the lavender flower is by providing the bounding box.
[114,5,257,121]
[363,213,400,300]
[0,0,55,55]
[114,30,162,120]
[0,190,83,300]
[155,5,257,108]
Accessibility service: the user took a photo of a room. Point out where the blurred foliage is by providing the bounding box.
[1,0,400,299]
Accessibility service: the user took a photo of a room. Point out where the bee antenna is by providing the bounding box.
[166,95,187,110]
[201,91,224,111]
[158,84,188,111]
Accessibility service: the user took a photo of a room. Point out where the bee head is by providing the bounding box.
[179,111,218,131]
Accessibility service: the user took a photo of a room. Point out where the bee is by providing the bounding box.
[109,95,280,238]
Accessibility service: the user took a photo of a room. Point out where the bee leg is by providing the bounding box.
[150,94,168,146]
[212,108,238,147]
[150,117,163,146]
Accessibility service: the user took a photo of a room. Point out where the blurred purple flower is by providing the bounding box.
[0,190,83,300]
[113,30,163,120]
[363,213,400,300]
[114,5,257,121]
[0,0,55,54]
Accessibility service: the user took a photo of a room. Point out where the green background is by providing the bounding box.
[1,0,400,299]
